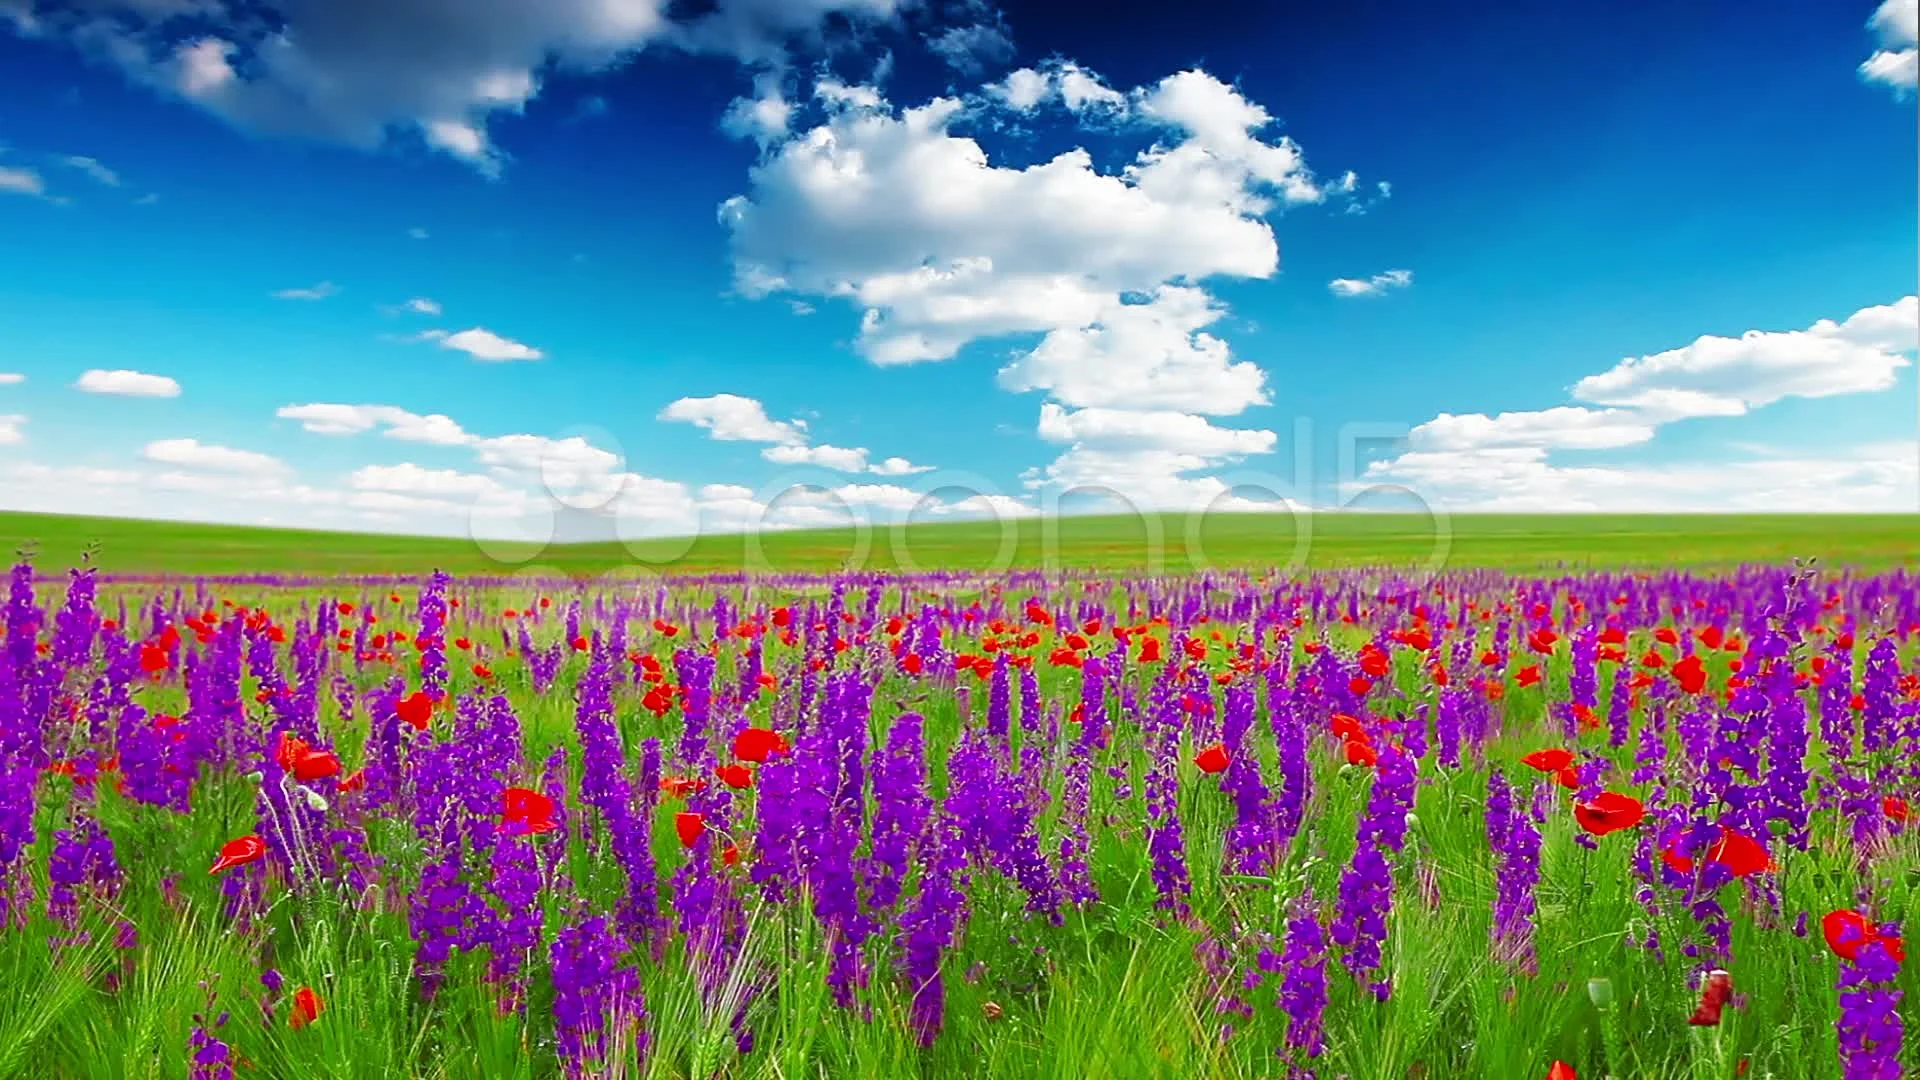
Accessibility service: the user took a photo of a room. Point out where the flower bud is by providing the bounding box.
[302,788,329,813]
[1587,976,1614,1009]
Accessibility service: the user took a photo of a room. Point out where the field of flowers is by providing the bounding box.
[0,556,1915,1079]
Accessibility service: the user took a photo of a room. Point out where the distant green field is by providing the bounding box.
[1,509,1916,578]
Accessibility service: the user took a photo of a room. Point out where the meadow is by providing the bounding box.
[0,511,1915,1078]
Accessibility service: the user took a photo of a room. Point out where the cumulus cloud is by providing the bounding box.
[996,286,1269,415]
[1570,296,1917,421]
[75,368,181,397]
[403,297,441,316]
[1357,442,1918,514]
[1861,0,1918,90]
[2,0,913,172]
[276,402,473,444]
[1329,269,1412,298]
[719,62,1353,507]
[1407,407,1656,452]
[1365,296,1920,511]
[415,327,544,361]
[662,392,930,475]
[660,394,808,445]
[0,415,25,445]
[141,437,287,475]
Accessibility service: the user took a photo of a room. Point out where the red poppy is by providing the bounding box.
[290,746,341,783]
[1654,627,1679,646]
[1138,637,1162,663]
[1330,713,1365,741]
[660,776,707,798]
[732,727,790,763]
[1698,626,1724,649]
[289,987,323,1030]
[1639,650,1665,669]
[502,786,558,835]
[1664,826,1772,878]
[1516,665,1542,688]
[1521,748,1574,773]
[903,652,924,674]
[1344,738,1378,768]
[716,764,754,790]
[1687,970,1732,1027]
[1823,909,1905,964]
[570,635,589,652]
[1671,655,1708,695]
[1194,743,1230,774]
[339,769,367,793]
[1349,676,1374,696]
[138,643,168,674]
[1527,628,1558,655]
[1554,765,1579,790]
[1547,1061,1576,1080]
[1885,796,1911,824]
[675,811,706,848]
[1573,792,1645,836]
[1358,645,1390,678]
[1598,626,1626,645]
[721,844,741,867]
[209,835,266,875]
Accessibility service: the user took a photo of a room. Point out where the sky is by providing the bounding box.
[0,0,1915,549]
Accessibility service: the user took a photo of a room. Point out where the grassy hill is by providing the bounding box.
[1,509,1916,578]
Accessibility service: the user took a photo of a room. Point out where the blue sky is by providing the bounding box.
[0,0,1914,544]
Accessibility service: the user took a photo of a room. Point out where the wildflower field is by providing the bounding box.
[1,536,1918,1077]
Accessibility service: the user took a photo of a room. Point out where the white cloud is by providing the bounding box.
[996,286,1269,415]
[141,438,287,476]
[408,227,430,240]
[1861,0,1918,90]
[721,73,794,146]
[662,392,930,474]
[75,368,181,397]
[60,155,120,186]
[1365,296,1920,512]
[720,67,1330,369]
[1329,269,1412,298]
[0,374,24,385]
[925,20,1014,76]
[9,0,912,172]
[0,166,47,198]
[404,297,442,316]
[1036,402,1276,457]
[416,327,544,361]
[1026,403,1279,511]
[721,62,1353,511]
[1407,407,1656,452]
[1358,442,1918,513]
[870,455,931,476]
[985,59,1123,113]
[763,442,871,471]
[660,394,807,444]
[1570,296,1917,420]
[351,462,504,498]
[0,415,25,445]
[276,402,473,445]
[272,281,338,301]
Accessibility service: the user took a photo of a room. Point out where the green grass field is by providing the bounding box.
[2,509,1917,577]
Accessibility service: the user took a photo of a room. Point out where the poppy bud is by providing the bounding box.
[244,771,264,785]
[302,789,329,813]
[1586,976,1614,1009]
